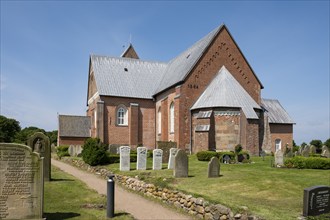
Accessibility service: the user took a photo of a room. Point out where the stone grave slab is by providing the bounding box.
[27,132,50,181]
[153,149,163,170]
[321,146,330,158]
[208,157,220,178]
[120,146,130,171]
[0,143,44,219]
[303,185,330,217]
[173,149,188,178]
[309,145,316,154]
[275,150,284,167]
[168,148,178,169]
[136,147,147,170]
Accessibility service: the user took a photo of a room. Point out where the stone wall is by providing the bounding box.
[59,157,260,220]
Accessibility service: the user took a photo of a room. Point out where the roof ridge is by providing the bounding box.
[91,54,167,65]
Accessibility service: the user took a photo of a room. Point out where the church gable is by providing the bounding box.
[121,44,139,59]
[87,61,99,105]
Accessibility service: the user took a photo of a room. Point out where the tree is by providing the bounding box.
[310,139,323,153]
[324,138,330,148]
[14,126,46,144]
[301,142,307,148]
[46,130,58,146]
[0,115,21,143]
[82,138,107,166]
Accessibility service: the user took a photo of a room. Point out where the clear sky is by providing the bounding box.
[1,1,329,145]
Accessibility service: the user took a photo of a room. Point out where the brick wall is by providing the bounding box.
[58,137,87,146]
[214,114,240,152]
[270,124,293,152]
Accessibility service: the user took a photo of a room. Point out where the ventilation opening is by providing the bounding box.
[124,68,128,72]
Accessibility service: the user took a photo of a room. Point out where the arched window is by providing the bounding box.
[158,108,161,134]
[275,139,282,151]
[169,102,174,133]
[117,106,128,126]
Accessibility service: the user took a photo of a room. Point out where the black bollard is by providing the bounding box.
[107,174,115,218]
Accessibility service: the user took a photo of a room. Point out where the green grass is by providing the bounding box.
[44,166,134,220]
[103,155,330,220]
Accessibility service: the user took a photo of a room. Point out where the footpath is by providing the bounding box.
[51,159,191,220]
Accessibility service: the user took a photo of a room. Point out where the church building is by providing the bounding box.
[83,24,294,155]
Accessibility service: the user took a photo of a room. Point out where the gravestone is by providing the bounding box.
[294,151,300,157]
[173,149,188,178]
[0,143,44,219]
[27,132,50,181]
[68,145,75,156]
[153,149,163,170]
[223,155,231,164]
[76,145,83,156]
[302,146,310,157]
[119,146,130,171]
[68,145,83,157]
[321,146,330,158]
[136,147,147,170]
[108,144,120,154]
[168,148,178,169]
[274,150,284,167]
[303,185,330,217]
[309,145,316,154]
[260,150,266,161]
[208,157,220,178]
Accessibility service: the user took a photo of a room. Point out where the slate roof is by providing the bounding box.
[58,115,91,137]
[91,55,166,99]
[261,99,294,124]
[191,66,261,119]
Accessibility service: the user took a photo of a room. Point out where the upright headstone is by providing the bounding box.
[208,157,220,178]
[223,155,231,164]
[136,147,147,170]
[302,146,310,157]
[0,143,44,219]
[27,132,50,181]
[321,146,330,158]
[303,185,330,217]
[119,146,130,171]
[274,150,284,167]
[260,150,266,161]
[168,148,178,169]
[76,145,83,156]
[68,145,75,156]
[173,149,188,178]
[309,145,316,154]
[153,149,163,170]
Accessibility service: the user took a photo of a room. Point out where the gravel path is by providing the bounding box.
[51,159,191,220]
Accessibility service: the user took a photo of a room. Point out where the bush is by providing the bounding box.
[56,145,70,158]
[82,138,107,166]
[284,156,330,169]
[196,151,219,161]
[235,144,243,154]
[218,151,236,162]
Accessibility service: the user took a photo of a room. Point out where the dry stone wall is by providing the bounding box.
[59,157,261,220]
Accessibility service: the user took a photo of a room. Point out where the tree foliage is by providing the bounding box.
[46,130,58,145]
[0,115,21,143]
[14,126,46,144]
[324,138,330,148]
[82,138,107,166]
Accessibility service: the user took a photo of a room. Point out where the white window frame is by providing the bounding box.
[158,108,162,134]
[169,102,174,133]
[117,106,128,126]
[275,139,282,151]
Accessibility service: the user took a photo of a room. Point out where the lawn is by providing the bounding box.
[44,166,133,220]
[103,155,330,220]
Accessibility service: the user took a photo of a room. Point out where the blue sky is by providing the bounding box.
[1,1,329,145]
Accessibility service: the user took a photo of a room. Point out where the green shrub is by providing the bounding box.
[147,150,153,158]
[284,156,330,169]
[196,151,219,161]
[218,151,235,160]
[235,144,243,154]
[82,138,107,166]
[56,145,70,158]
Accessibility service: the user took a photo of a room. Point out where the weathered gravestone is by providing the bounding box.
[321,146,330,158]
[302,146,310,157]
[153,149,163,170]
[260,150,266,161]
[303,185,330,217]
[108,144,120,154]
[120,146,130,171]
[68,145,75,156]
[27,132,50,181]
[223,155,231,164]
[275,150,284,167]
[68,145,83,157]
[309,145,317,154]
[136,147,147,170]
[0,143,44,219]
[173,149,188,178]
[208,157,220,178]
[168,148,178,169]
[158,141,176,163]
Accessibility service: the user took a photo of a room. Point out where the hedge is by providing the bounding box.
[196,151,219,161]
[218,151,236,161]
[105,153,138,164]
[284,156,330,169]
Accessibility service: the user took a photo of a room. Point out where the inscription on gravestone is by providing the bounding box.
[173,149,188,178]
[137,147,147,170]
[208,157,220,178]
[0,143,43,219]
[153,149,163,170]
[303,185,330,217]
[168,148,178,169]
[27,132,50,181]
[119,146,130,171]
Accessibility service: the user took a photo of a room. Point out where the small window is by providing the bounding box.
[169,102,174,133]
[158,108,161,134]
[117,106,128,126]
[275,139,282,151]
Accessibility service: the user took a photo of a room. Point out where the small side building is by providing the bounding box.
[58,115,91,146]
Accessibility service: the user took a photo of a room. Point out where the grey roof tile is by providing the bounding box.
[261,99,294,124]
[91,55,167,99]
[191,66,261,119]
[59,115,91,137]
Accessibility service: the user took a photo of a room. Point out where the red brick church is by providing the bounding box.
[58,24,294,155]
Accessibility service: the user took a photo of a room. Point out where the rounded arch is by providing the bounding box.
[169,102,174,133]
[158,107,162,134]
[275,139,282,151]
[116,104,128,126]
